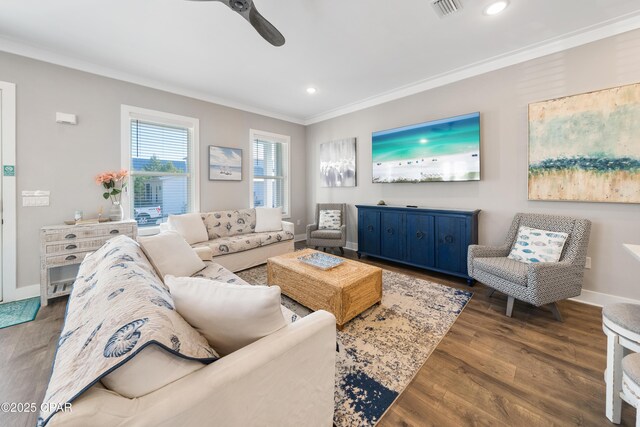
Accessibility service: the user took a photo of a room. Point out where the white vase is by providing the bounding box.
[109,202,124,221]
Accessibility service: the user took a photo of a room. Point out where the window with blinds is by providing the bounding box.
[126,116,196,228]
[251,131,290,217]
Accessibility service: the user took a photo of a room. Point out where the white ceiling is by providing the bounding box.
[1,0,640,124]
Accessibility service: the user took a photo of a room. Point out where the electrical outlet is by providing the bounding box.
[585,257,592,269]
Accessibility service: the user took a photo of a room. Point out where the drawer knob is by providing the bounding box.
[110,229,120,235]
[65,255,77,261]
[387,228,394,235]
[367,225,374,232]
[65,244,77,250]
[444,235,455,244]
[416,231,424,240]
[65,233,77,239]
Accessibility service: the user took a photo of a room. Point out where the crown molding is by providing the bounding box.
[302,12,640,125]
[0,36,305,125]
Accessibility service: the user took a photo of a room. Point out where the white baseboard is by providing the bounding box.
[294,234,306,243]
[3,284,40,303]
[346,241,358,252]
[570,290,640,308]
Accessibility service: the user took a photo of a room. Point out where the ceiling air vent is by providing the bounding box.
[432,0,463,17]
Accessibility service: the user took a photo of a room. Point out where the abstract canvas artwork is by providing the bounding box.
[528,82,640,203]
[320,138,357,187]
[209,145,242,181]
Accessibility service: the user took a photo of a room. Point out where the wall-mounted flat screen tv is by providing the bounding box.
[372,112,480,183]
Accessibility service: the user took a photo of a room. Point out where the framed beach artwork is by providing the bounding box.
[528,82,640,203]
[209,145,242,181]
[320,138,357,187]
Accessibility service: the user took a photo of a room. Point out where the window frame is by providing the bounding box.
[249,129,291,219]
[121,105,200,235]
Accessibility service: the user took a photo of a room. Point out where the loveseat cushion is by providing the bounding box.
[194,230,294,257]
[473,257,528,286]
[202,209,256,239]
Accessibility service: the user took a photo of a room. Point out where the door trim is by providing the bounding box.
[1,81,17,302]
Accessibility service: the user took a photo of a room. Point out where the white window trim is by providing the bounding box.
[249,129,291,219]
[121,105,200,236]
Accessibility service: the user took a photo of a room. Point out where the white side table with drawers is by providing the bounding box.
[40,219,137,306]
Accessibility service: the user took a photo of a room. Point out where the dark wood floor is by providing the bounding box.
[0,245,633,426]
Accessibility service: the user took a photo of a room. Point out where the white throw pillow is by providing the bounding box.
[165,275,287,356]
[319,209,342,230]
[507,226,569,264]
[101,345,207,398]
[138,231,206,279]
[168,213,209,245]
[255,207,283,232]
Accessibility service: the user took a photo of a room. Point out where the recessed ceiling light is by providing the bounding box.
[306,87,317,95]
[484,1,509,16]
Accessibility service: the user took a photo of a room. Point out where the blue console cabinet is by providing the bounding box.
[356,205,480,285]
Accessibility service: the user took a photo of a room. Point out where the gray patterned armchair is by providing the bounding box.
[468,213,591,321]
[306,203,347,255]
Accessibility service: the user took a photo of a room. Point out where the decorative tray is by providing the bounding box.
[298,252,344,270]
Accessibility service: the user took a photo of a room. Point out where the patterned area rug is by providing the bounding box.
[237,265,473,426]
[0,297,40,329]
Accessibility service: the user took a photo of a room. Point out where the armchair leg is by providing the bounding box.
[548,302,564,322]
[506,296,515,317]
[315,246,318,250]
[339,247,344,256]
[487,289,495,298]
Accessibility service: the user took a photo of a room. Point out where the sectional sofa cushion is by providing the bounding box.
[255,207,283,232]
[166,275,287,356]
[202,209,256,239]
[168,213,209,245]
[138,231,205,279]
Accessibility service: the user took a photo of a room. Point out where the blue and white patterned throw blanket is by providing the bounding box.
[39,236,218,426]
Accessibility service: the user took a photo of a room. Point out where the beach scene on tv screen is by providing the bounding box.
[372,112,480,183]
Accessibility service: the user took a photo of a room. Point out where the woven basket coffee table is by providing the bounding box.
[267,248,383,330]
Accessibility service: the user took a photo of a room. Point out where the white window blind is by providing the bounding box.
[251,132,290,217]
[128,119,193,228]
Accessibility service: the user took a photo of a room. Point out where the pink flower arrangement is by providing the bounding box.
[96,169,128,203]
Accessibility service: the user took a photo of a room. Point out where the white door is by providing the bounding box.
[0,81,16,303]
[0,87,3,302]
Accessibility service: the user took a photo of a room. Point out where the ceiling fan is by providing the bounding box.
[187,0,285,47]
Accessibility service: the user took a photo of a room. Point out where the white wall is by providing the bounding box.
[306,29,640,301]
[0,51,307,290]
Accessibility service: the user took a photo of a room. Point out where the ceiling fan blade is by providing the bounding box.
[247,4,285,47]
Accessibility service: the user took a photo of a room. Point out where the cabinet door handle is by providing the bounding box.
[387,228,394,235]
[65,233,77,239]
[110,229,120,235]
[444,235,454,244]
[416,231,424,240]
[65,244,77,250]
[367,225,374,232]
[65,255,77,261]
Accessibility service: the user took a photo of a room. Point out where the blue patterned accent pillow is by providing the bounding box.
[319,210,342,230]
[507,226,568,264]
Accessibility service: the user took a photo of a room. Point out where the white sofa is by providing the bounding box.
[163,208,295,273]
[45,238,336,427]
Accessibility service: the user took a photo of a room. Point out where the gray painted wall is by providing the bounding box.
[0,51,307,289]
[306,30,640,300]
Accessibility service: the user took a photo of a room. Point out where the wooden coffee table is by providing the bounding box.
[267,249,383,329]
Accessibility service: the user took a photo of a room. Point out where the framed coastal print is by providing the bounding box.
[320,137,357,187]
[209,145,242,181]
[528,82,640,203]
